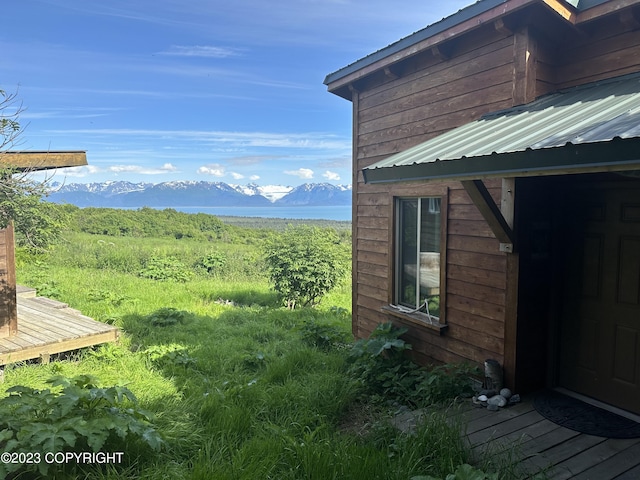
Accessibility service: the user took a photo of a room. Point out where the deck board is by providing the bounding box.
[459,399,640,479]
[0,294,119,365]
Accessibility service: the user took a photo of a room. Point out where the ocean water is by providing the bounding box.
[157,205,352,221]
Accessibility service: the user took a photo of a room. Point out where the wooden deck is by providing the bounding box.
[0,287,119,366]
[461,398,640,479]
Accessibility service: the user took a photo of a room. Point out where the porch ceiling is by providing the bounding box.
[363,73,640,184]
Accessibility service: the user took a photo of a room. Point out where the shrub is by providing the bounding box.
[194,250,227,275]
[139,254,192,282]
[348,323,478,407]
[264,225,348,308]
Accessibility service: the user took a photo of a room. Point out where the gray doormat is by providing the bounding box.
[533,390,640,439]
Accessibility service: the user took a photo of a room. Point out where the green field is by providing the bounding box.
[2,208,513,479]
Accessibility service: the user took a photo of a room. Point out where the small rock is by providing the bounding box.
[480,389,497,397]
[508,394,521,405]
[477,394,488,402]
[487,395,507,407]
[487,403,499,411]
[500,388,512,399]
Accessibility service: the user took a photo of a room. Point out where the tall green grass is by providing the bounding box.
[5,228,497,480]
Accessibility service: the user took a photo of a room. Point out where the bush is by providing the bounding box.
[264,225,348,308]
[139,254,193,282]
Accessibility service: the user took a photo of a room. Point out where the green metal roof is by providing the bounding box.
[363,74,640,184]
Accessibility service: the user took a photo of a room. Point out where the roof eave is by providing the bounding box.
[0,151,88,171]
[363,138,640,184]
[324,0,581,98]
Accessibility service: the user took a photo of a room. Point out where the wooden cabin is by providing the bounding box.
[324,0,640,416]
[0,151,87,337]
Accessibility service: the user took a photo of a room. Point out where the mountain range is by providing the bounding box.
[45,181,352,208]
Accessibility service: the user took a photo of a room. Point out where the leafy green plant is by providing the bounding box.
[299,319,350,351]
[194,250,227,275]
[87,288,129,307]
[264,225,349,308]
[349,323,477,407]
[139,254,193,282]
[146,307,191,326]
[0,374,163,478]
[143,345,196,368]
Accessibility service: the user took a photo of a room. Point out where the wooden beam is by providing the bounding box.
[512,26,538,106]
[0,151,87,171]
[461,179,514,248]
[494,18,513,35]
[384,67,399,80]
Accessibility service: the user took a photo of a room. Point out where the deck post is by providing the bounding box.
[0,224,17,338]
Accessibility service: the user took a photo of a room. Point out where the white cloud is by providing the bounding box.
[197,163,225,176]
[159,45,241,58]
[323,170,340,181]
[54,165,102,177]
[250,175,260,181]
[284,168,314,179]
[109,163,177,174]
[230,172,244,179]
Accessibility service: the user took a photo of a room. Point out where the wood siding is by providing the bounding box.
[556,14,640,89]
[353,27,515,368]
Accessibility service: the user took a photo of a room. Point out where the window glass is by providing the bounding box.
[397,197,441,318]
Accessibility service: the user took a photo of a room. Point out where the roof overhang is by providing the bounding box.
[363,137,640,184]
[363,74,640,184]
[0,151,87,172]
[324,0,639,99]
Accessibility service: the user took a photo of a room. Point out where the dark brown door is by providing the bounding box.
[559,184,640,415]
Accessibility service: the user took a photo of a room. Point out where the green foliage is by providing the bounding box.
[412,463,499,480]
[143,345,196,368]
[194,250,227,275]
[298,318,351,351]
[139,254,193,282]
[146,307,191,326]
[264,225,349,308]
[0,374,162,478]
[349,323,477,407]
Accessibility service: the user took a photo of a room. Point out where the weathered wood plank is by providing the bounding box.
[447,307,504,339]
[448,250,506,273]
[571,441,640,479]
[550,438,640,480]
[0,295,119,365]
[0,151,87,170]
[448,293,506,322]
[448,278,505,306]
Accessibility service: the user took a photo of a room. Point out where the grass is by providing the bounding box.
[2,228,511,480]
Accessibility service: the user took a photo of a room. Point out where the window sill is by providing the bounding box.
[381,305,448,335]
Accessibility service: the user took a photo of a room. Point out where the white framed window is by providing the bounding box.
[395,196,444,322]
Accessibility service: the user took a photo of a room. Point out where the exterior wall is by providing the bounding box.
[556,14,640,89]
[353,27,517,368]
[349,2,640,378]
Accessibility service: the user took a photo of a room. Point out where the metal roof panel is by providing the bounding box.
[363,73,640,182]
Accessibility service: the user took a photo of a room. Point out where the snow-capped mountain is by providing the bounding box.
[46,181,351,208]
[277,183,351,206]
[230,183,294,203]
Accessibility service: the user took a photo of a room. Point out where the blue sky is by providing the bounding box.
[2,0,472,186]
